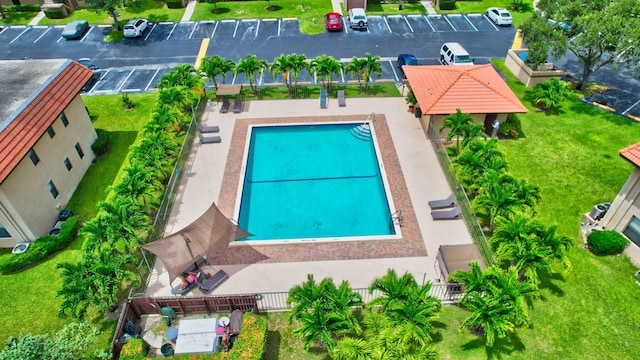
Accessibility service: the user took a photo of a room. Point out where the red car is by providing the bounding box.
[325,12,343,31]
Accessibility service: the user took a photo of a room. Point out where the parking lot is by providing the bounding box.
[0,14,511,95]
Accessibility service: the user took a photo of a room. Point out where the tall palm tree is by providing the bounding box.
[56,259,97,321]
[460,123,488,149]
[535,223,573,271]
[235,55,268,94]
[311,55,343,92]
[85,249,139,312]
[114,162,161,209]
[158,64,204,90]
[288,54,310,94]
[512,177,541,214]
[157,85,192,112]
[143,104,183,134]
[287,274,335,323]
[449,261,491,302]
[491,213,537,253]
[458,290,516,347]
[368,269,418,312]
[293,301,357,351]
[199,55,236,89]
[361,53,383,91]
[270,54,293,90]
[80,216,110,253]
[98,196,151,254]
[439,108,474,155]
[497,235,552,284]
[345,56,367,88]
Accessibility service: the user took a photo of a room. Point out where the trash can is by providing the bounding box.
[160,343,174,357]
[414,106,422,118]
[589,204,608,220]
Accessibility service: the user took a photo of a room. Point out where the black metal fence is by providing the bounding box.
[426,122,496,266]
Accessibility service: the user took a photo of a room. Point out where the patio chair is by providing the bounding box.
[233,98,242,113]
[220,98,230,113]
[199,269,228,294]
[198,133,222,144]
[428,193,456,209]
[431,205,462,220]
[171,271,205,296]
[197,123,219,133]
[338,90,346,107]
[320,89,327,109]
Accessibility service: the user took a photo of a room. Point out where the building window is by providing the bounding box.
[47,126,56,138]
[48,181,59,198]
[0,223,10,238]
[75,143,84,159]
[623,216,640,247]
[64,158,72,171]
[28,149,39,165]
[60,113,69,127]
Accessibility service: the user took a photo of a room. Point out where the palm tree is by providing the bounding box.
[473,170,521,231]
[530,78,570,110]
[491,213,537,253]
[158,64,204,90]
[235,55,268,94]
[368,269,418,312]
[460,123,488,149]
[331,337,372,360]
[458,290,516,347]
[512,177,541,214]
[143,104,183,134]
[449,261,491,302]
[270,54,293,90]
[85,249,139,312]
[288,54,310,95]
[287,274,335,323]
[535,223,573,271]
[56,260,97,321]
[439,108,474,155]
[293,301,357,351]
[199,55,236,89]
[498,234,552,284]
[311,55,343,92]
[488,266,537,326]
[98,196,151,254]
[80,216,110,253]
[157,85,192,112]
[361,53,383,91]
[345,56,367,88]
[114,162,161,209]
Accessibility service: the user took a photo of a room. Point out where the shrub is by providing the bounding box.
[500,113,523,138]
[122,93,135,110]
[119,338,147,360]
[587,230,628,255]
[439,0,456,10]
[0,217,79,274]
[91,129,111,157]
[10,4,42,12]
[166,0,184,9]
[43,9,65,19]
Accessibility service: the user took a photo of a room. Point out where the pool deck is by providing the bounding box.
[145,95,474,297]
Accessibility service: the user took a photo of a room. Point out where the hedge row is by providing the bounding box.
[119,312,267,360]
[0,217,79,275]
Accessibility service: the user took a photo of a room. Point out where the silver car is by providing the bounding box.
[124,19,149,38]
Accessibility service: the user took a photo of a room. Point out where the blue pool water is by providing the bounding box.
[238,123,395,240]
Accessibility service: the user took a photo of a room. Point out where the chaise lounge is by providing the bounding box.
[170,257,207,295]
[431,205,462,220]
[199,269,229,294]
[197,123,220,133]
[198,133,222,144]
[220,98,230,113]
[428,193,456,209]
[338,90,346,107]
[320,89,327,109]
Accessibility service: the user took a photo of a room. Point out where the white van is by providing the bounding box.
[440,42,474,66]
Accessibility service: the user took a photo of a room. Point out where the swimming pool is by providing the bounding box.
[235,122,397,242]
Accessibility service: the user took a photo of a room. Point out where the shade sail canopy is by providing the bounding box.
[215,84,242,96]
[143,202,252,282]
[436,244,486,281]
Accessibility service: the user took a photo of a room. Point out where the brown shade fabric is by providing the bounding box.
[215,84,242,96]
[143,202,252,282]
[436,244,486,280]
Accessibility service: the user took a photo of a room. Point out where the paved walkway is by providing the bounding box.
[28,11,45,26]
[181,0,197,22]
[145,96,474,297]
[421,1,437,15]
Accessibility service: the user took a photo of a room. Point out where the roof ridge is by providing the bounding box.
[466,65,526,111]
[424,67,465,113]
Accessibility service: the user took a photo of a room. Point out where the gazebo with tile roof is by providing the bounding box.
[0,59,97,247]
[403,64,527,138]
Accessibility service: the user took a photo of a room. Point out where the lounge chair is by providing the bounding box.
[320,89,327,109]
[233,98,242,113]
[197,123,219,133]
[199,269,229,294]
[428,193,456,209]
[337,90,346,107]
[220,98,230,113]
[171,271,205,296]
[198,133,221,144]
[431,205,462,220]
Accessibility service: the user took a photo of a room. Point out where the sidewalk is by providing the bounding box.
[28,11,45,26]
[181,0,197,22]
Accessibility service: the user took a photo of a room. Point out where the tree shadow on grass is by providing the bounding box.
[462,332,526,360]
[537,271,566,299]
[264,330,281,359]
[210,8,231,15]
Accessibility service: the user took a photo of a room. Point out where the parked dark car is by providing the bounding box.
[397,54,419,78]
[62,20,89,40]
[77,58,102,92]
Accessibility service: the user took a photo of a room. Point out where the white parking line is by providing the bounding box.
[443,14,457,32]
[189,22,198,39]
[464,15,478,31]
[277,19,281,37]
[116,69,136,93]
[255,19,260,37]
[389,60,399,82]
[424,15,435,32]
[10,27,30,44]
[122,89,141,92]
[403,16,414,33]
[483,14,500,31]
[33,27,51,43]
[0,27,9,35]
[211,21,219,38]
[145,68,161,91]
[233,21,239,38]
[383,16,392,33]
[166,23,177,40]
[144,23,157,41]
[231,74,237,84]
[80,26,93,42]
[340,69,345,83]
[623,98,640,115]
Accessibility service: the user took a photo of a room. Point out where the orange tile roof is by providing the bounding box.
[0,60,93,184]
[403,64,527,115]
[620,142,640,167]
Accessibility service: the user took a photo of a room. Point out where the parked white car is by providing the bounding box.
[349,8,368,30]
[486,7,512,26]
[124,19,149,38]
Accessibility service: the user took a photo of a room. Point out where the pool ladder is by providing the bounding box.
[390,210,403,229]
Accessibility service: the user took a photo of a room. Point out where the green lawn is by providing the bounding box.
[437,0,534,26]
[0,93,155,352]
[0,8,39,25]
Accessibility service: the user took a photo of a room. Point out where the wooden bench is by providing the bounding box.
[199,270,229,294]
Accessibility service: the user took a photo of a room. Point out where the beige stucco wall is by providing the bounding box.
[601,168,640,232]
[419,113,509,140]
[0,95,97,247]
[505,49,564,88]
